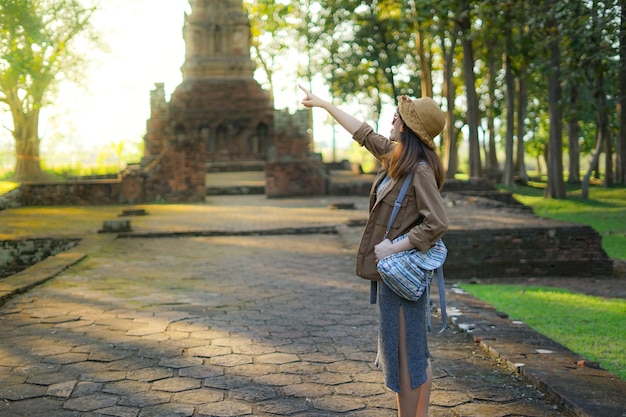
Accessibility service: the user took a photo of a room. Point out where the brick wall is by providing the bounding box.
[265,160,327,198]
[0,238,80,278]
[19,180,123,206]
[444,225,613,278]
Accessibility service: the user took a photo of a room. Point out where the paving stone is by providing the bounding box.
[95,405,139,417]
[47,380,78,398]
[430,389,472,407]
[27,372,73,386]
[334,382,386,396]
[281,382,334,398]
[186,345,231,358]
[137,403,194,417]
[197,400,252,417]
[305,372,353,386]
[126,368,173,382]
[71,381,104,397]
[0,396,64,415]
[278,362,326,375]
[0,383,47,401]
[312,395,366,412]
[256,397,310,415]
[253,372,302,387]
[102,380,150,396]
[208,354,252,367]
[202,375,252,391]
[28,343,74,356]
[232,344,276,355]
[256,352,299,365]
[158,356,203,369]
[0,374,26,385]
[27,307,70,318]
[228,363,277,377]
[171,388,224,404]
[54,319,95,329]
[80,371,127,383]
[63,393,119,412]
[42,352,89,365]
[325,360,373,375]
[150,377,201,392]
[88,349,134,362]
[178,365,224,379]
[117,391,171,408]
[107,357,157,372]
[230,384,279,402]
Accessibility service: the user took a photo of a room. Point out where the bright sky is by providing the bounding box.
[43,0,191,156]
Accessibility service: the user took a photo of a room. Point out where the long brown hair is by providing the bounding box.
[382,123,445,190]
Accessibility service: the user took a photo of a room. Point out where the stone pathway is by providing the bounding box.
[0,231,563,416]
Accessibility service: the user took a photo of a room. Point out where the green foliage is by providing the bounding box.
[504,184,626,260]
[0,0,100,181]
[459,284,626,381]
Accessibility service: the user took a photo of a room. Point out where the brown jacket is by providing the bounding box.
[353,122,449,281]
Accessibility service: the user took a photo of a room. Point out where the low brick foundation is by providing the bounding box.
[19,180,123,206]
[1,238,80,278]
[265,160,327,198]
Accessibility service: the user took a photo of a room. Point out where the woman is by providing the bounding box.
[299,85,448,417]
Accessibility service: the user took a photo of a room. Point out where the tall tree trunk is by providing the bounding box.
[567,83,581,184]
[545,2,566,199]
[458,1,482,178]
[582,131,604,199]
[618,0,626,184]
[515,73,529,184]
[485,37,499,173]
[502,11,515,186]
[442,32,458,179]
[414,19,432,98]
[11,103,45,181]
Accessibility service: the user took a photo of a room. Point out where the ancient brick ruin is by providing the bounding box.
[121,0,320,203]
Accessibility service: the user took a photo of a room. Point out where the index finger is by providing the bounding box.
[298,84,311,96]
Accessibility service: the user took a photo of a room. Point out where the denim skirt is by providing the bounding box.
[376,280,430,393]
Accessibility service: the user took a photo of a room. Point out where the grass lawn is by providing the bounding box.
[458,283,626,381]
[502,184,626,260]
[0,181,19,195]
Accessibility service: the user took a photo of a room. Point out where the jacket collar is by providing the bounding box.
[372,170,400,210]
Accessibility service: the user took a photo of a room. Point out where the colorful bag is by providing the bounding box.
[377,234,447,301]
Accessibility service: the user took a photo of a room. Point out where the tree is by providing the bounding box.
[618,0,626,185]
[0,0,99,181]
[245,0,297,105]
[456,0,482,178]
[544,0,566,198]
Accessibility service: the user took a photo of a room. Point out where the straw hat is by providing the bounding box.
[397,95,445,151]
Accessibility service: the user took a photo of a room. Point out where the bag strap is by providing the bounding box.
[426,267,447,334]
[372,173,413,304]
[383,173,413,240]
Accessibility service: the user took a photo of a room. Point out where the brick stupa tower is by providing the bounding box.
[120,0,321,203]
[138,0,274,202]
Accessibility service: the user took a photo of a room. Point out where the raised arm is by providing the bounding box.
[299,84,363,135]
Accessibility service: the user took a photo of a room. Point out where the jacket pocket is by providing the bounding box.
[375,194,409,233]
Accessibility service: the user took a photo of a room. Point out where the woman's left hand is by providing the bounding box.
[374,239,395,262]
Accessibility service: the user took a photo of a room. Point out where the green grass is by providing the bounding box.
[0,181,19,195]
[459,283,626,380]
[502,184,626,260]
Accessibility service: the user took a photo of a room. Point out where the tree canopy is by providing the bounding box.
[0,0,99,181]
[249,0,626,197]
